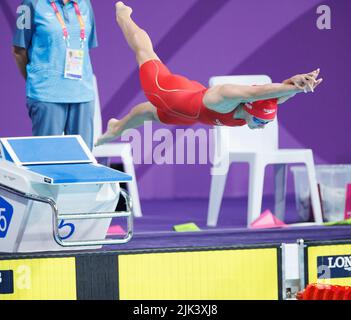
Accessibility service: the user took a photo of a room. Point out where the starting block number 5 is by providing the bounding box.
[58,220,75,240]
[0,208,7,233]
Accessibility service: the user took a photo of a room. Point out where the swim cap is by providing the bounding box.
[243,98,278,120]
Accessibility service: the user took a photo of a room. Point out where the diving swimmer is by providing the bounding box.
[95,2,323,147]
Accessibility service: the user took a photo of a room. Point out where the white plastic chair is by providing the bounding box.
[92,75,142,217]
[207,75,323,227]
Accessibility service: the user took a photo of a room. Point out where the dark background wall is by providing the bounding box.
[1,0,350,199]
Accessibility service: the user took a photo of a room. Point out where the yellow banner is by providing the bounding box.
[0,257,76,300]
[307,244,351,286]
[119,248,279,300]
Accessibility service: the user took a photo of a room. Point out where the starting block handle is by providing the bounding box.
[53,189,133,247]
[0,184,133,247]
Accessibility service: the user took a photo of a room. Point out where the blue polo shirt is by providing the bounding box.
[13,0,98,103]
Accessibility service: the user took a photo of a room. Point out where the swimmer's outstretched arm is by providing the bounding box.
[204,70,323,107]
[223,83,302,102]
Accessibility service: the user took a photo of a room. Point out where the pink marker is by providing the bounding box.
[344,184,351,220]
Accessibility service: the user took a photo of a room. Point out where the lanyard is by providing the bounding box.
[51,1,86,46]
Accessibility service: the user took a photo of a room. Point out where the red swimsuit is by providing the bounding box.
[139,60,246,127]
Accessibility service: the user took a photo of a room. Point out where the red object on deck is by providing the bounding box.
[297,284,351,300]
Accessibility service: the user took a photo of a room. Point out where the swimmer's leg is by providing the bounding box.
[95,102,160,147]
[115,2,160,66]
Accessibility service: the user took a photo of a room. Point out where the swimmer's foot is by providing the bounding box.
[116,1,133,22]
[94,118,121,147]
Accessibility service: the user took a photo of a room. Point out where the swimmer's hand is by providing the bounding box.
[284,69,323,93]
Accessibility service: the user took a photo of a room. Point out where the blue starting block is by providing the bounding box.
[0,136,134,253]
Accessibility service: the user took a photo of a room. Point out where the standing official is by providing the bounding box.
[13,0,98,150]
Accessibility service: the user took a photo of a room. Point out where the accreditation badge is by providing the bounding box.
[64,48,84,80]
